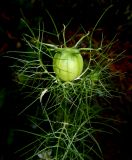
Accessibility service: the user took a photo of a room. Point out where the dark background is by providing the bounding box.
[0,0,132,159]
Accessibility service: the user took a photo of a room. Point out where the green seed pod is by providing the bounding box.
[53,48,83,81]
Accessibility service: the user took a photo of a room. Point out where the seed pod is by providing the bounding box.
[53,48,83,81]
